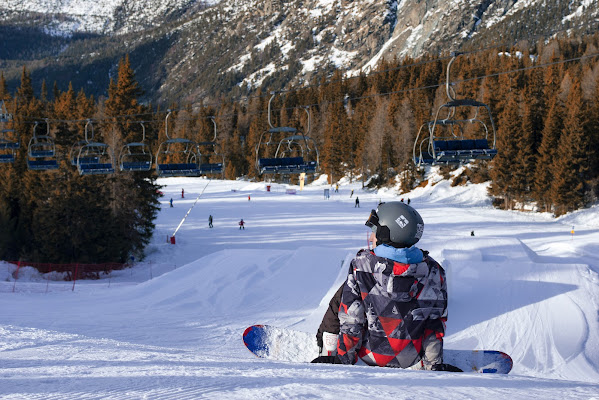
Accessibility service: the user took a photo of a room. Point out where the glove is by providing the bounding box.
[431,363,463,372]
[311,355,343,364]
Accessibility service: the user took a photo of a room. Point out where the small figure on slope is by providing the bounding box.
[239,219,245,230]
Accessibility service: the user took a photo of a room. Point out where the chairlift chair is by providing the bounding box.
[155,110,200,177]
[412,52,498,168]
[74,120,115,175]
[0,100,12,123]
[197,117,225,177]
[0,132,19,164]
[27,120,58,171]
[0,101,19,163]
[255,94,319,176]
[119,122,153,172]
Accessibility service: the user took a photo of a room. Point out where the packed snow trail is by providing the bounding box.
[1,176,599,398]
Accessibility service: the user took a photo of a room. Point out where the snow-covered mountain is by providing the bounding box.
[1,0,598,103]
[0,0,213,35]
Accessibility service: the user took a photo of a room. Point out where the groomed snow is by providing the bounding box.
[1,172,599,399]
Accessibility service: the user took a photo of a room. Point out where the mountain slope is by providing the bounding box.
[0,0,597,103]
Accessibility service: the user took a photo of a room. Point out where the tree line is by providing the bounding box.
[1,33,599,263]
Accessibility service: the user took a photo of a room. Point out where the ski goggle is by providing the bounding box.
[365,209,380,233]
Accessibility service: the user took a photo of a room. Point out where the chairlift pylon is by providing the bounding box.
[412,52,498,168]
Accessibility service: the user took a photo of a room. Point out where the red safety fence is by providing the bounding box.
[6,261,129,283]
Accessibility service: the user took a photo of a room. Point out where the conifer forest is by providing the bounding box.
[1,34,599,264]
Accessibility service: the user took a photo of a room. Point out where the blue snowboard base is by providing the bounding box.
[243,324,512,374]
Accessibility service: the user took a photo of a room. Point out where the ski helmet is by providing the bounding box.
[365,202,424,248]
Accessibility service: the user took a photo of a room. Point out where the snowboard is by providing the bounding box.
[243,324,513,374]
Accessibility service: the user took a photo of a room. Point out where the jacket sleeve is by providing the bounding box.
[316,283,344,348]
[421,261,448,369]
[336,260,366,364]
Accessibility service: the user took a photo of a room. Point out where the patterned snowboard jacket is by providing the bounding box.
[337,248,447,368]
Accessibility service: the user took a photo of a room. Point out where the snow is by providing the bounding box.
[2,172,599,399]
[563,0,598,22]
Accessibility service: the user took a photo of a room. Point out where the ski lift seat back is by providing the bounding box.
[27,159,58,170]
[79,163,115,175]
[121,161,152,171]
[0,136,19,150]
[0,153,14,163]
[199,163,223,174]
[259,156,304,168]
[157,163,199,176]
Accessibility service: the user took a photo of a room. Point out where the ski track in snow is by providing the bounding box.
[1,176,599,399]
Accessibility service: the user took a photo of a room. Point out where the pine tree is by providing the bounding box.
[588,71,599,201]
[0,73,9,101]
[17,67,34,105]
[489,94,521,209]
[550,81,589,216]
[532,96,563,212]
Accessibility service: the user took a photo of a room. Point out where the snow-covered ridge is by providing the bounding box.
[0,0,220,35]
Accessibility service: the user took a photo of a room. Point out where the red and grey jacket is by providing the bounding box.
[337,249,447,368]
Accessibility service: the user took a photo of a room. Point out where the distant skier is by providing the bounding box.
[239,219,245,230]
[350,189,354,198]
[170,198,173,207]
[248,195,251,201]
[209,215,213,228]
[354,197,360,207]
[471,230,475,236]
[335,183,339,193]
[312,202,460,372]
[407,198,411,205]
[182,188,184,198]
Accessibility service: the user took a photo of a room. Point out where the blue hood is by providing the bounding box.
[373,244,424,264]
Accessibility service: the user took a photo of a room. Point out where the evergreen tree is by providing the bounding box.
[16,67,34,105]
[0,73,9,101]
[550,82,589,215]
[532,96,563,212]
[489,94,520,209]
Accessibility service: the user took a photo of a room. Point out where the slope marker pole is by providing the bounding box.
[170,180,211,244]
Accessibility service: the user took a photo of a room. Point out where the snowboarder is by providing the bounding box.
[471,230,475,236]
[312,202,460,371]
[209,215,213,228]
[354,197,360,208]
[239,219,245,230]
[350,189,354,198]
[169,198,173,207]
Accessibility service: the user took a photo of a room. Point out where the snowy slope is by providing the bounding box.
[1,174,599,399]
[0,0,211,35]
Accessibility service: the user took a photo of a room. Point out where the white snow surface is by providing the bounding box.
[2,174,599,399]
